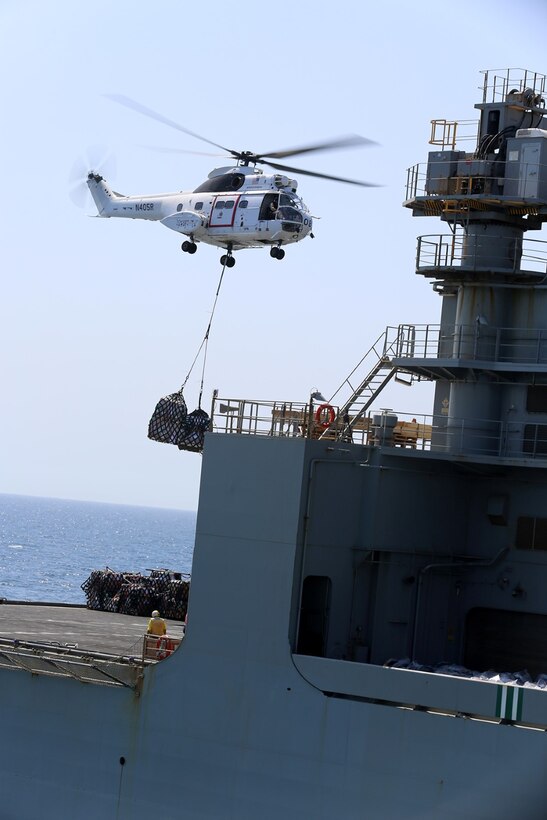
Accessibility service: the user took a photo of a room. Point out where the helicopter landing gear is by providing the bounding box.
[220,251,236,268]
[270,246,285,260]
[181,240,197,254]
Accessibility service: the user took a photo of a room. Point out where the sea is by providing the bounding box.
[0,494,196,604]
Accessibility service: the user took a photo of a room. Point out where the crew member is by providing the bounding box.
[147,610,167,636]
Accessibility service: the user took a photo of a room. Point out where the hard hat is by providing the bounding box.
[152,610,160,617]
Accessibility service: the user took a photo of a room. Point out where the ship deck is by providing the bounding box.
[0,601,185,657]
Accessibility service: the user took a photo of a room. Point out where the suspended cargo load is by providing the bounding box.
[148,389,210,453]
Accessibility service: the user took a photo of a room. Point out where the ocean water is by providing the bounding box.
[0,494,196,604]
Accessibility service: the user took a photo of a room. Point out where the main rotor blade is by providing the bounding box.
[141,145,229,158]
[105,94,236,155]
[259,134,376,160]
[264,160,378,187]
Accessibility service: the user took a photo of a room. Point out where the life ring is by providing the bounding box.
[156,636,174,660]
[314,403,335,429]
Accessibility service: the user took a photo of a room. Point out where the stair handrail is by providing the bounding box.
[329,329,389,404]
[321,327,411,441]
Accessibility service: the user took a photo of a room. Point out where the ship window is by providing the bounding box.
[176,203,183,212]
[526,386,547,412]
[195,202,203,211]
[296,575,331,657]
[214,201,226,210]
[523,424,547,455]
[515,516,547,551]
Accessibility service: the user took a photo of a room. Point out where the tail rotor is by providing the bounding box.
[69,146,116,209]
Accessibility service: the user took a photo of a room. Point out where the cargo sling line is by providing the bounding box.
[147,259,228,452]
[180,260,227,408]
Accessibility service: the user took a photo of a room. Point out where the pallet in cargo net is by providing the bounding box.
[81,568,190,621]
[148,389,210,453]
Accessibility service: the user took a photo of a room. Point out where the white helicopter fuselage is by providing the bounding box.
[87,165,313,254]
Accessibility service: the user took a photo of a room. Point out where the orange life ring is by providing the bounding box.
[314,403,335,429]
[156,636,174,660]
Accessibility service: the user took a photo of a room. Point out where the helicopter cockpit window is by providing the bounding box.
[279,206,304,231]
[193,173,245,194]
[280,194,298,207]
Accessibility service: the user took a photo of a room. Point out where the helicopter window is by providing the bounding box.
[176,203,183,212]
[238,200,248,209]
[193,173,245,194]
[259,194,279,221]
[224,200,235,210]
[215,201,226,210]
[195,202,203,210]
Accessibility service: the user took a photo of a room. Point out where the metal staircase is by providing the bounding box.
[323,328,407,439]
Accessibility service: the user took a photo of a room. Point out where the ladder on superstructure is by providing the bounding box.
[322,328,408,440]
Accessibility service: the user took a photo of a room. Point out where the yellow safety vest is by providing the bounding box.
[147,617,166,636]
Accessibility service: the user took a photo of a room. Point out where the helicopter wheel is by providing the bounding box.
[187,241,197,254]
[270,246,285,260]
[181,240,194,253]
[220,254,236,268]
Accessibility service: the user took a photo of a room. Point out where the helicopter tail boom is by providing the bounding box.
[86,173,168,222]
[86,173,119,217]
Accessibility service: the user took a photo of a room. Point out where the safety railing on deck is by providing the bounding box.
[212,397,335,439]
[0,637,144,688]
[415,234,547,278]
[429,119,478,150]
[405,159,547,204]
[481,68,546,105]
[142,634,182,662]
[386,322,547,365]
[211,398,547,461]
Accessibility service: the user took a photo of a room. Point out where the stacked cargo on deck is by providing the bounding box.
[81,568,190,620]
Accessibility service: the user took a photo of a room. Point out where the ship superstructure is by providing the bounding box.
[2,69,547,819]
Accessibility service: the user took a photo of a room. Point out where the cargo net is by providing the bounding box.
[81,568,190,620]
[147,389,210,453]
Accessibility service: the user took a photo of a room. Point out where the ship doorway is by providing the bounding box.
[296,575,331,657]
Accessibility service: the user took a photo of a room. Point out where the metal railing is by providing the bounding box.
[386,322,547,365]
[212,397,332,439]
[416,233,547,278]
[211,398,547,461]
[142,634,182,662]
[480,68,546,105]
[429,119,478,150]
[0,637,144,688]
[405,158,547,203]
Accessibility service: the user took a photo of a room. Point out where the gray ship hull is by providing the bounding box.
[2,434,547,819]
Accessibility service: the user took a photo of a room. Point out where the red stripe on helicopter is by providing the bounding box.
[209,194,241,228]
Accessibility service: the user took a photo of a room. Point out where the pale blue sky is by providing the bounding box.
[1,0,546,509]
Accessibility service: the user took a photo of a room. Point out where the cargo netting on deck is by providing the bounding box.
[81,568,190,620]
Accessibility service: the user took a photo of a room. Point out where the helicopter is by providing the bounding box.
[84,95,377,267]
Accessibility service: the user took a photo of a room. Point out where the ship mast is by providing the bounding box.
[401,68,547,459]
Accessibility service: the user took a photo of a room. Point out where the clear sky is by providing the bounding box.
[1,0,546,510]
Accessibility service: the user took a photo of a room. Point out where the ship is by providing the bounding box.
[2,67,547,819]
